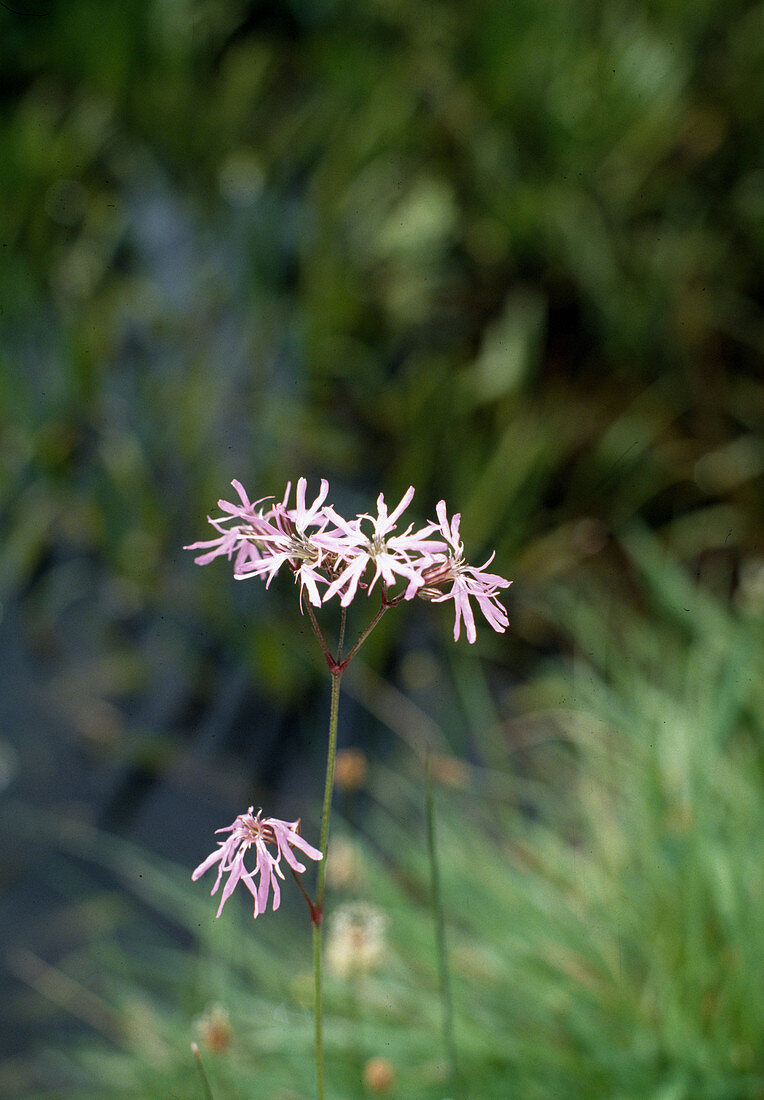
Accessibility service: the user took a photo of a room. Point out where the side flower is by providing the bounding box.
[185,478,332,607]
[192,807,322,918]
[233,477,332,607]
[418,501,512,644]
[184,479,273,575]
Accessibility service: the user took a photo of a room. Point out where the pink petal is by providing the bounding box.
[383,486,415,532]
[191,847,224,881]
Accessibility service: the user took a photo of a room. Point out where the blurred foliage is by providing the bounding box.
[1,0,761,704]
[2,533,762,1097]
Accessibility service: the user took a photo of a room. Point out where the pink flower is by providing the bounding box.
[186,478,332,608]
[184,479,273,573]
[192,807,322,918]
[317,487,446,606]
[234,478,332,607]
[420,501,511,644]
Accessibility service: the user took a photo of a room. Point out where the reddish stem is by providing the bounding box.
[290,864,322,925]
[305,602,337,672]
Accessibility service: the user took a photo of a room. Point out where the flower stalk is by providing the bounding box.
[191,1041,215,1100]
[425,753,463,1097]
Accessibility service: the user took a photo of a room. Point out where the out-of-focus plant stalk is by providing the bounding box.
[425,754,463,1098]
[191,1041,215,1100]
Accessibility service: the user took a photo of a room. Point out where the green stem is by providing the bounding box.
[312,922,324,1100]
[425,755,463,1097]
[317,671,342,909]
[313,668,343,1100]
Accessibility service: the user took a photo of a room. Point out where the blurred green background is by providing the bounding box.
[1,0,762,1097]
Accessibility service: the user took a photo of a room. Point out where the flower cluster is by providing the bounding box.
[192,807,322,919]
[186,479,511,643]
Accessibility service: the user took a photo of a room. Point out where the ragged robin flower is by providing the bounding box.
[185,478,332,607]
[417,500,512,643]
[233,477,333,607]
[192,807,322,918]
[316,486,446,606]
